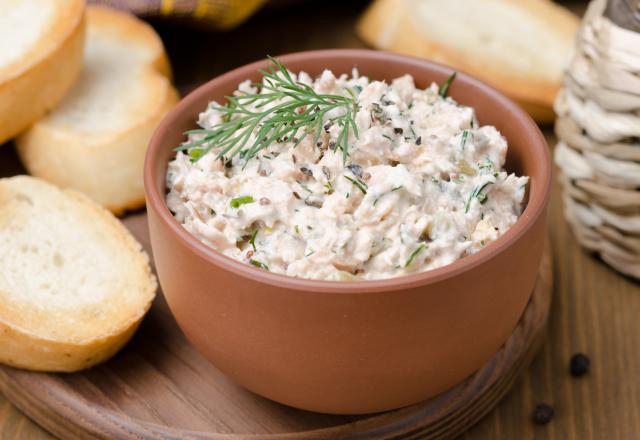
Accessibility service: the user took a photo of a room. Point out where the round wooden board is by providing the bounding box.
[0,213,552,440]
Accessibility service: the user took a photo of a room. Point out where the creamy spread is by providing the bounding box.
[166,68,528,280]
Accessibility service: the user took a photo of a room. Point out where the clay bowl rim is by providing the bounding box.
[145,49,551,294]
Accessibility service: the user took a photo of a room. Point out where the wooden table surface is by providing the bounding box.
[1,1,639,438]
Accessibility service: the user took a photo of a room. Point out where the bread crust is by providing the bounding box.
[0,0,86,144]
[0,176,156,372]
[16,5,179,215]
[0,316,142,372]
[357,0,579,122]
[17,85,179,215]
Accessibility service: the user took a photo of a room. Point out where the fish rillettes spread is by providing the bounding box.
[166,65,528,280]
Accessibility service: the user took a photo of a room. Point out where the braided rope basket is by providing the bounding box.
[554,0,640,279]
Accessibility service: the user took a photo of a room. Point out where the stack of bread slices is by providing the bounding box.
[4,2,179,214]
[0,1,178,371]
[554,0,640,279]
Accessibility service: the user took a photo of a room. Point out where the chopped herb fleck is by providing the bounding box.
[296,180,312,193]
[230,195,254,208]
[464,181,494,213]
[249,229,258,251]
[459,129,469,150]
[189,148,206,162]
[344,175,368,194]
[324,181,335,194]
[373,186,403,206]
[405,244,427,267]
[439,72,457,97]
[249,259,269,271]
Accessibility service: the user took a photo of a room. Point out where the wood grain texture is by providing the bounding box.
[0,223,551,439]
[0,1,638,438]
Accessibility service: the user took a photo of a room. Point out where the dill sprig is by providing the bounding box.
[176,57,360,165]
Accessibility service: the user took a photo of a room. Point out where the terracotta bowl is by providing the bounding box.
[144,49,551,414]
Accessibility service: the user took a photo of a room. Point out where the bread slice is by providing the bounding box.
[0,0,85,144]
[357,0,579,123]
[0,176,156,372]
[16,5,179,215]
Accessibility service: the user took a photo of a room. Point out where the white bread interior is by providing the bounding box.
[0,0,86,144]
[17,5,179,214]
[0,176,156,372]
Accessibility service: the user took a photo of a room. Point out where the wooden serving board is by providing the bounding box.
[0,213,552,440]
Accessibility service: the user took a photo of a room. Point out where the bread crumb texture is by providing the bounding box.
[16,5,179,214]
[0,176,156,371]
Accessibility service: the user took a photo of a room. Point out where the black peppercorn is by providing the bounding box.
[346,163,363,178]
[570,353,590,377]
[532,403,554,425]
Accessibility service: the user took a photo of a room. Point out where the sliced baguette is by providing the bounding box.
[0,0,85,144]
[0,176,156,372]
[16,5,179,215]
[357,0,579,123]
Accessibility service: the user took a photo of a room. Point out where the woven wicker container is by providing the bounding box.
[554,0,640,279]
